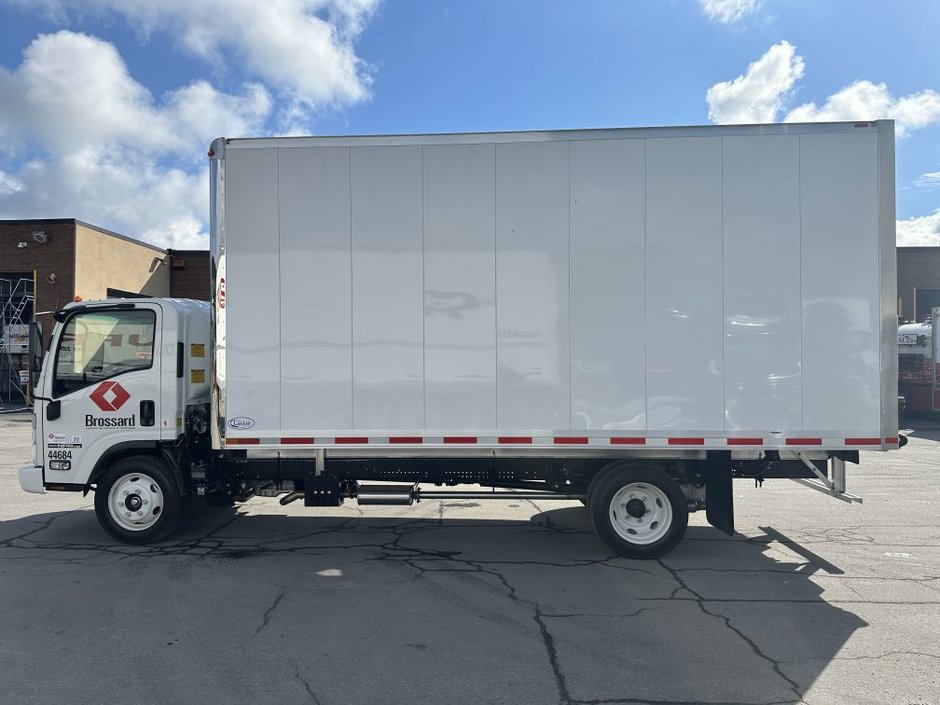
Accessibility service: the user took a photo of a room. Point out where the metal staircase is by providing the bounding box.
[0,277,34,410]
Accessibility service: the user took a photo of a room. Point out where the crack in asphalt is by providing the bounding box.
[807,650,940,663]
[0,508,82,546]
[289,658,322,704]
[533,604,573,705]
[657,559,808,705]
[254,586,287,637]
[840,580,864,600]
[540,608,653,619]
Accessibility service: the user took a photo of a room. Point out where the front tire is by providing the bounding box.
[94,456,181,544]
[589,464,688,559]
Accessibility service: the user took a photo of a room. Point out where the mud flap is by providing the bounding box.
[704,451,734,536]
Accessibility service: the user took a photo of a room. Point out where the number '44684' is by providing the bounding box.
[48,450,72,461]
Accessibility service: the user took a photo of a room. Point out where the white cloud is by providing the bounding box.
[699,0,758,24]
[0,170,23,195]
[706,41,940,137]
[0,31,271,156]
[916,172,940,189]
[706,41,803,124]
[897,211,940,247]
[9,0,378,117]
[0,31,273,247]
[165,81,272,155]
[785,81,940,138]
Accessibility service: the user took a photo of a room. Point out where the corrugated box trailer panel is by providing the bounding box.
[217,121,896,447]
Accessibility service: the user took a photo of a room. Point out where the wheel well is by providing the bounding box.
[88,443,184,494]
[586,459,676,492]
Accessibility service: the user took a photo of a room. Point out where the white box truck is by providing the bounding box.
[19,120,901,558]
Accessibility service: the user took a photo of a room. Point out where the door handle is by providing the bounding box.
[46,400,60,421]
[140,400,155,427]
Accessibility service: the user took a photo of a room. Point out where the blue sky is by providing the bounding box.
[1,0,939,247]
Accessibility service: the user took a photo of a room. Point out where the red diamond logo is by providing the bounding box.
[90,381,131,412]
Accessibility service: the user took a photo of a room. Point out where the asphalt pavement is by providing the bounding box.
[1,411,938,705]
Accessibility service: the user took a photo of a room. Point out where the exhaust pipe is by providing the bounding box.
[279,491,305,506]
[356,483,417,506]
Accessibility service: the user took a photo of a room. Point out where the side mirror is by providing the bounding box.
[28,321,44,390]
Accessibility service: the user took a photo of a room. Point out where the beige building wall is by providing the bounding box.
[74,223,169,300]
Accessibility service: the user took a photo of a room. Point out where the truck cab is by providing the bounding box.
[19,298,210,540]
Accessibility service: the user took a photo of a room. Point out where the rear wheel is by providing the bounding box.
[94,456,181,544]
[589,464,688,559]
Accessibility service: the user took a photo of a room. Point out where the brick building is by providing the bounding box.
[167,249,212,301]
[897,247,940,322]
[0,218,209,405]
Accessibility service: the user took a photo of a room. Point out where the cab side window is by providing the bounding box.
[53,309,156,397]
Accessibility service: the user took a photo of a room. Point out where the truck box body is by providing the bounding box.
[212,120,898,452]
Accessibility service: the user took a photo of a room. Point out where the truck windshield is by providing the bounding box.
[53,309,156,397]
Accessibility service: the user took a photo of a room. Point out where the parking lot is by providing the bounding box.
[1,412,938,705]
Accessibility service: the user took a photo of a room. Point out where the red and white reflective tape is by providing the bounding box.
[225,435,898,448]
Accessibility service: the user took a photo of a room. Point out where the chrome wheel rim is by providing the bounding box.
[108,472,164,532]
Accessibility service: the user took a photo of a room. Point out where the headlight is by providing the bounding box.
[49,460,71,471]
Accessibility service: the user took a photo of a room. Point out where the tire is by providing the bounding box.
[94,455,181,544]
[588,463,688,559]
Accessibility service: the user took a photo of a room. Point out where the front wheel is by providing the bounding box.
[589,464,688,559]
[94,456,181,544]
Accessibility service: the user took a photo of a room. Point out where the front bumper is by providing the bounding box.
[18,465,45,494]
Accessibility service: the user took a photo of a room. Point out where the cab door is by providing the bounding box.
[42,304,162,487]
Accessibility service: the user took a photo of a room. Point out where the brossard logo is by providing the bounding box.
[90,381,130,411]
[86,381,136,427]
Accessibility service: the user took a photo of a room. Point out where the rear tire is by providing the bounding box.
[588,464,688,559]
[94,456,181,544]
